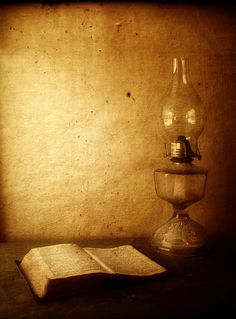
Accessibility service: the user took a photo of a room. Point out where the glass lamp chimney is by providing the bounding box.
[159,57,206,162]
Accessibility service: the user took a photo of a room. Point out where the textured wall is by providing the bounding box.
[0,3,235,241]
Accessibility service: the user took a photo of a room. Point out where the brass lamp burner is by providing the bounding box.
[171,136,201,163]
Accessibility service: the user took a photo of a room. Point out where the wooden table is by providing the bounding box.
[0,240,235,319]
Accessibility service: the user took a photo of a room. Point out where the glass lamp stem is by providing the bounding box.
[173,207,189,219]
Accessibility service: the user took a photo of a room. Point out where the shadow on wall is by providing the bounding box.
[0,220,5,242]
[0,6,7,241]
[0,124,5,241]
[0,189,6,241]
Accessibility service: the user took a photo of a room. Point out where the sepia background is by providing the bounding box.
[0,2,235,242]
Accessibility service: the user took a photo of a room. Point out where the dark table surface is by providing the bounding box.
[0,239,235,319]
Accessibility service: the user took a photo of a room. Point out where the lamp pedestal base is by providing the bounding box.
[150,213,208,255]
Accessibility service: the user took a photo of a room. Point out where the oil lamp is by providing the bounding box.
[151,57,208,255]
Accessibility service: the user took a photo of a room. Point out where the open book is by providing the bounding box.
[18,243,167,300]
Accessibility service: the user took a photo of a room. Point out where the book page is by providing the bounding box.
[20,248,53,299]
[36,244,108,278]
[85,245,167,276]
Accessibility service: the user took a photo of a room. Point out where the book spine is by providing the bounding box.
[83,248,114,274]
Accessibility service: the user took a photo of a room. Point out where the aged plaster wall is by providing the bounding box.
[0,3,235,241]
